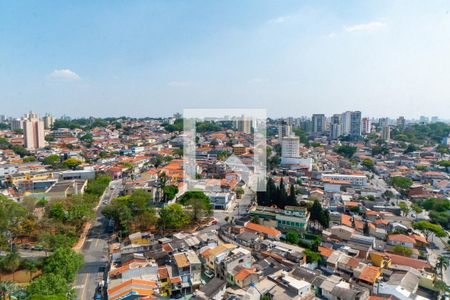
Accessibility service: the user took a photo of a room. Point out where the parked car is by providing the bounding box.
[204,269,214,279]
[31,245,44,251]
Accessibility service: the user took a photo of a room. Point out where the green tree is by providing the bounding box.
[158,203,191,230]
[0,251,20,274]
[45,135,55,142]
[371,145,389,156]
[413,221,447,240]
[403,143,419,154]
[437,160,450,168]
[411,203,423,214]
[39,233,77,251]
[421,198,450,212]
[393,244,413,257]
[304,249,322,264]
[43,247,83,283]
[0,195,27,248]
[179,191,212,221]
[23,156,37,162]
[285,231,299,244]
[362,158,374,169]
[309,199,329,229]
[286,185,298,207]
[399,201,410,216]
[27,273,72,298]
[163,185,179,201]
[43,154,60,166]
[334,145,357,158]
[48,202,66,221]
[436,255,449,280]
[0,281,17,300]
[235,187,245,198]
[391,176,413,190]
[79,133,93,142]
[61,158,82,170]
[11,145,29,157]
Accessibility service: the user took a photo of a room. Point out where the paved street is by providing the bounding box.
[0,249,48,258]
[429,233,450,284]
[213,187,254,226]
[74,180,122,300]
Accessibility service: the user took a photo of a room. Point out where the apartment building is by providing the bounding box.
[321,174,367,186]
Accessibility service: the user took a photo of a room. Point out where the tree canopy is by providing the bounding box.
[178,191,212,221]
[390,176,413,190]
[61,158,82,170]
[334,145,357,158]
[158,203,191,230]
[413,221,447,239]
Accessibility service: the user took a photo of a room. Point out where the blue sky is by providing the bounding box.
[1,0,450,118]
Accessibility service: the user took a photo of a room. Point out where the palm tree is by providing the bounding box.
[436,255,449,280]
[0,281,17,300]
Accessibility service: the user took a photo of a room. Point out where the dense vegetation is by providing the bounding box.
[52,118,108,130]
[27,247,83,299]
[103,190,212,235]
[257,177,297,208]
[392,122,450,145]
[415,198,450,229]
[0,137,31,157]
[0,174,109,299]
[334,145,357,158]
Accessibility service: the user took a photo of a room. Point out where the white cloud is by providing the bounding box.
[248,78,268,84]
[49,69,81,81]
[168,80,191,87]
[328,32,337,39]
[344,21,387,32]
[269,15,291,24]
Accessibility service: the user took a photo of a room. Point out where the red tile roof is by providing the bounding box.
[245,222,281,237]
[387,234,415,244]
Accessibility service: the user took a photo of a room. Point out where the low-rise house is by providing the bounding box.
[233,268,258,288]
[387,234,415,248]
[244,222,282,240]
[185,251,202,288]
[250,205,309,232]
[191,278,226,300]
[173,252,192,294]
[107,278,157,300]
[374,271,421,300]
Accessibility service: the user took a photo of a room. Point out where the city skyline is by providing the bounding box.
[1,1,450,118]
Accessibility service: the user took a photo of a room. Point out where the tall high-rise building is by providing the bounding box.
[281,136,300,158]
[397,116,406,128]
[340,111,361,137]
[43,113,55,129]
[312,114,325,135]
[379,118,388,128]
[0,115,5,122]
[431,116,439,123]
[278,119,292,138]
[382,125,391,141]
[362,117,371,134]
[23,112,45,150]
[350,111,362,137]
[329,114,342,140]
[11,118,23,131]
[419,116,429,124]
[341,111,352,135]
[235,115,252,134]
